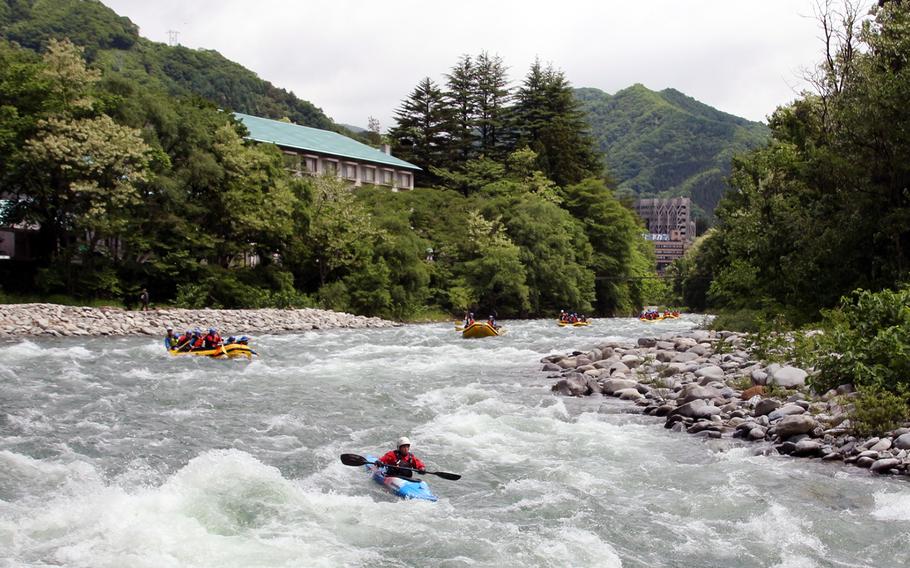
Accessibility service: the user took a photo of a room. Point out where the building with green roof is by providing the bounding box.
[234,113,420,190]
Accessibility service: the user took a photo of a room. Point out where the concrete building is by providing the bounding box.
[633,197,697,273]
[235,113,420,190]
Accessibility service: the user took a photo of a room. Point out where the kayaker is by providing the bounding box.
[377,437,426,479]
[163,327,179,350]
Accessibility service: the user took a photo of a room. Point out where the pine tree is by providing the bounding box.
[512,59,601,186]
[474,52,511,160]
[388,77,452,184]
[444,54,477,164]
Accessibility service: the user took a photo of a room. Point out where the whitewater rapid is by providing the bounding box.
[1,318,907,567]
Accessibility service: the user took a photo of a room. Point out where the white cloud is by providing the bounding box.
[103,0,836,129]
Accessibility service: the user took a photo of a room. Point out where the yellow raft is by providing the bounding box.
[462,322,502,338]
[168,343,256,359]
[558,320,591,327]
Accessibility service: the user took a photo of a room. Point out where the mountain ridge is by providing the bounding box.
[575,84,770,218]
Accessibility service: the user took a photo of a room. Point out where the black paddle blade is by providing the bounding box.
[431,471,461,481]
[340,453,369,467]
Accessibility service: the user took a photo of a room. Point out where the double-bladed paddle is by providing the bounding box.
[340,453,462,481]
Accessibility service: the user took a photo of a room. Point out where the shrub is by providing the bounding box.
[850,385,910,437]
[806,286,910,395]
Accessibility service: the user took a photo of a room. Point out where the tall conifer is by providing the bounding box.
[388,77,452,184]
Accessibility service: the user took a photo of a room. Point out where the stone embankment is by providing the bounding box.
[543,330,910,477]
[0,303,396,337]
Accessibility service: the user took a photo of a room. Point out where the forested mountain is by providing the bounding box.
[0,0,341,132]
[575,84,770,217]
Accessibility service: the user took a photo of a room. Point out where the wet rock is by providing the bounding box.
[870,458,900,474]
[894,433,910,450]
[773,415,817,438]
[601,378,639,395]
[637,337,657,348]
[793,440,825,457]
[669,399,722,420]
[870,438,892,452]
[541,363,562,372]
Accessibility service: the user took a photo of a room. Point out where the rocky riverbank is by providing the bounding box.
[0,303,396,337]
[543,329,910,477]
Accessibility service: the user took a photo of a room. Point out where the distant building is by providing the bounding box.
[235,113,420,190]
[634,197,696,273]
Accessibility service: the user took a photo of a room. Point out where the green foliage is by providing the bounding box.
[849,385,910,437]
[682,3,910,321]
[805,286,910,395]
[574,84,770,217]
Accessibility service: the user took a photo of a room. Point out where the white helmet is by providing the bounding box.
[397,436,411,448]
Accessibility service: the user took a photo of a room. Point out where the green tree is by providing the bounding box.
[444,54,478,164]
[511,59,602,186]
[388,77,452,183]
[474,51,511,160]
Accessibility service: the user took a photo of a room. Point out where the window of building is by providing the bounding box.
[381,169,393,185]
[343,163,358,180]
[282,152,300,172]
[397,172,411,188]
[323,160,338,175]
[362,166,376,183]
[304,156,318,173]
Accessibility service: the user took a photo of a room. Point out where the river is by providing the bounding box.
[1,318,908,567]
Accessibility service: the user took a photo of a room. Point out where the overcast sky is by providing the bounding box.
[102,0,837,130]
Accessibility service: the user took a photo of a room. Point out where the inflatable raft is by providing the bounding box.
[168,343,255,359]
[364,455,438,502]
[461,322,501,338]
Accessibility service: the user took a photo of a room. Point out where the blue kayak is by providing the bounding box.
[364,454,438,502]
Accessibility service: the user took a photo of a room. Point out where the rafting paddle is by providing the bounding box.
[340,453,462,481]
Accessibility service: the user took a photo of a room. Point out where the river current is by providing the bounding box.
[1,318,908,567]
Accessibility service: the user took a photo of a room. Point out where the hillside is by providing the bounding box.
[575,84,770,218]
[0,0,342,132]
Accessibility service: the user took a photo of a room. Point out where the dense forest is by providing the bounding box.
[575,85,770,219]
[0,0,660,319]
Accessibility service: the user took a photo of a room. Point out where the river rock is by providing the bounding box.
[601,378,639,395]
[637,337,657,348]
[694,365,724,381]
[678,384,722,404]
[774,415,817,438]
[751,369,769,386]
[894,432,910,450]
[669,399,722,420]
[870,438,892,452]
[671,351,700,363]
[615,388,644,401]
[768,404,806,422]
[870,458,900,474]
[769,365,808,388]
[793,440,825,457]
[541,363,561,372]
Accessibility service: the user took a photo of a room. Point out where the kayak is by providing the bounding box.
[168,343,255,359]
[462,322,501,338]
[364,454,438,502]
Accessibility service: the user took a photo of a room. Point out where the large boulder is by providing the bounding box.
[769,365,808,388]
[774,415,817,438]
[637,337,657,348]
[552,375,589,397]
